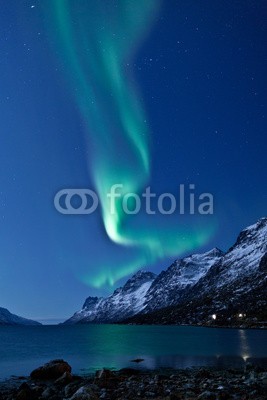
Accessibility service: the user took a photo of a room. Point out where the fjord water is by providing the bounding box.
[0,325,267,380]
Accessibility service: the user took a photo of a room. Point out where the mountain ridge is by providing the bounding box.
[0,307,41,326]
[64,217,267,327]
[64,271,157,324]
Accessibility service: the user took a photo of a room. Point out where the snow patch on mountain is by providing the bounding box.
[64,218,267,325]
[143,248,224,312]
[64,271,156,324]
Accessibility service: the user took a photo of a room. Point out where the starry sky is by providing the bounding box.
[0,0,266,323]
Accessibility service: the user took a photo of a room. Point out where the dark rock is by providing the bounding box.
[18,383,31,391]
[144,391,156,397]
[118,368,140,376]
[3,364,267,400]
[16,383,33,400]
[196,369,211,379]
[64,382,83,398]
[55,371,73,385]
[245,361,254,369]
[41,387,56,399]
[16,391,30,400]
[31,385,44,397]
[69,385,98,400]
[30,359,71,380]
[217,392,231,400]
[198,391,216,399]
[170,394,183,400]
[95,369,115,380]
[131,358,144,363]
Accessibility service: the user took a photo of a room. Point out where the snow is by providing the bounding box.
[64,218,267,324]
[215,217,267,287]
[65,273,155,323]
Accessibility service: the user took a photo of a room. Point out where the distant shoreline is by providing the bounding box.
[120,321,267,330]
[1,321,267,329]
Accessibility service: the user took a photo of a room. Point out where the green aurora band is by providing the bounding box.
[46,0,215,288]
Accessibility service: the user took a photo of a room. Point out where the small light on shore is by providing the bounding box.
[212,314,217,320]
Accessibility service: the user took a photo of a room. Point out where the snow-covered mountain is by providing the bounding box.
[0,307,41,325]
[143,248,224,313]
[64,250,222,324]
[64,217,267,326]
[127,217,267,326]
[64,271,156,324]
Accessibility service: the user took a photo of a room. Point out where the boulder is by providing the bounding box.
[16,383,33,400]
[196,369,211,379]
[30,359,71,380]
[118,368,140,376]
[55,371,73,385]
[95,369,115,380]
[41,387,56,399]
[69,385,98,400]
[198,391,216,400]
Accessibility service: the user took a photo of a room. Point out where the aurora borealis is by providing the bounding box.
[0,1,266,320]
[45,0,214,287]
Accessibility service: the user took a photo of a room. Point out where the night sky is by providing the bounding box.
[0,1,266,323]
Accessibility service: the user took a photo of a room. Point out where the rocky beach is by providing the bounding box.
[0,359,267,400]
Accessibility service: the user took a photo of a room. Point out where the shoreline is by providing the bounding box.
[122,322,267,330]
[2,322,266,329]
[1,361,267,399]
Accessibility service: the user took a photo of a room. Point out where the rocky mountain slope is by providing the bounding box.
[0,307,41,325]
[143,247,224,313]
[64,217,267,326]
[126,218,267,326]
[64,271,156,324]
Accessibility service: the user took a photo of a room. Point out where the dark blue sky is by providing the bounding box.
[0,1,266,322]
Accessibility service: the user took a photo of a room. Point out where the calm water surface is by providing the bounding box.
[0,325,267,380]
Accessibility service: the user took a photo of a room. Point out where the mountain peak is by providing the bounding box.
[243,217,267,233]
[129,270,157,281]
[122,270,157,293]
[228,217,267,253]
[205,247,224,257]
[63,217,267,326]
[82,296,100,310]
[175,247,224,268]
[64,270,156,324]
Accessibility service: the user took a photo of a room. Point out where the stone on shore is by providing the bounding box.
[69,385,98,400]
[30,359,71,381]
[1,361,267,400]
